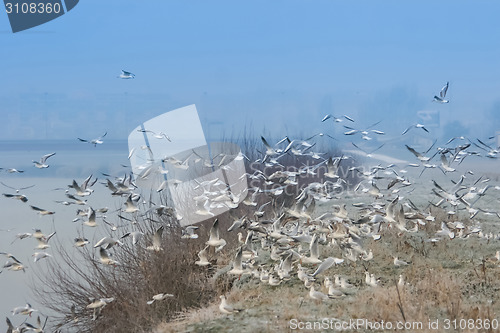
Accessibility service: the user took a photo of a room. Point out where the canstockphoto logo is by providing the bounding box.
[4,0,78,33]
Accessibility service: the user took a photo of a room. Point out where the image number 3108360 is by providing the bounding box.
[4,0,79,33]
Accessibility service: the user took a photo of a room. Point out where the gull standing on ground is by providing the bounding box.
[309,285,329,301]
[219,295,242,314]
[394,256,410,267]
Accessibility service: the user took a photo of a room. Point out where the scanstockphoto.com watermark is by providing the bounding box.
[289,318,500,331]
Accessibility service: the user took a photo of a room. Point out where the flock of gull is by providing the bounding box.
[2,80,500,332]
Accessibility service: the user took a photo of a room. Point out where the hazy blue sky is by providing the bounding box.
[2,0,500,142]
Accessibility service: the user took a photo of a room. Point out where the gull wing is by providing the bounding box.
[311,257,335,277]
[209,219,220,241]
[321,114,332,122]
[351,142,367,155]
[40,152,56,164]
[440,82,449,99]
[99,247,110,260]
[260,136,272,150]
[405,145,422,159]
[152,226,164,248]
[309,234,319,259]
[122,70,135,76]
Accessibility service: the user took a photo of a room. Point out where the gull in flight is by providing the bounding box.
[69,177,95,197]
[322,114,355,123]
[402,123,429,135]
[260,136,282,160]
[195,245,210,266]
[341,120,384,139]
[86,297,115,320]
[405,140,436,162]
[124,195,139,213]
[301,234,322,265]
[23,315,48,332]
[118,70,135,79]
[147,293,174,305]
[78,132,107,147]
[324,156,342,179]
[34,231,56,249]
[2,193,28,203]
[137,128,171,141]
[0,182,35,193]
[146,226,164,251]
[206,219,227,252]
[433,81,449,103]
[94,237,123,249]
[32,252,52,262]
[228,247,250,276]
[74,238,89,247]
[351,142,385,158]
[181,226,199,239]
[120,231,144,245]
[6,168,24,173]
[99,248,119,265]
[33,152,56,169]
[439,153,456,173]
[310,257,341,278]
[1,252,26,272]
[83,208,98,227]
[30,205,55,216]
[11,303,37,316]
